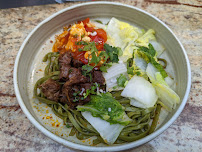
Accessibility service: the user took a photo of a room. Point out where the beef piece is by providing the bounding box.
[63,84,80,98]
[79,83,92,103]
[59,93,67,104]
[59,52,72,81]
[59,64,71,81]
[80,83,93,91]
[40,79,60,101]
[60,84,80,105]
[86,75,91,83]
[60,65,88,83]
[61,84,90,109]
[59,52,72,65]
[92,70,105,85]
[65,67,88,85]
[80,83,106,95]
[60,84,76,108]
[72,59,84,68]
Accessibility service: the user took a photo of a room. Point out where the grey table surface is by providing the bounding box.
[0,0,201,151]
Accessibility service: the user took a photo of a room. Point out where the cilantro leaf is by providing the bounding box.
[150,57,167,78]
[78,48,83,52]
[73,96,79,102]
[82,65,94,74]
[117,47,123,56]
[73,92,77,96]
[113,86,118,89]
[100,66,107,72]
[139,43,156,57]
[100,62,113,72]
[76,41,88,45]
[83,83,98,98]
[127,67,134,75]
[105,62,113,68]
[89,52,101,65]
[117,74,128,87]
[83,89,91,99]
[136,71,141,76]
[66,124,71,128]
[138,44,168,78]
[80,43,113,75]
[104,43,122,63]
[83,42,97,53]
[99,51,109,64]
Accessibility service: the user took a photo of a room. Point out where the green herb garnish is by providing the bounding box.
[117,74,128,87]
[77,92,132,125]
[78,48,83,52]
[89,52,101,65]
[104,43,122,63]
[139,43,156,57]
[100,66,107,72]
[66,124,71,128]
[82,65,94,76]
[81,42,122,75]
[73,92,77,96]
[73,34,78,38]
[138,43,168,78]
[83,42,97,52]
[76,41,88,45]
[69,69,73,74]
[83,83,98,98]
[113,86,118,89]
[81,42,109,74]
[73,96,79,102]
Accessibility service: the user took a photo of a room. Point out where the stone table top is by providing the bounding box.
[0,0,201,151]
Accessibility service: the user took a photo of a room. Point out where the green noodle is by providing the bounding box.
[149,104,161,134]
[34,52,162,145]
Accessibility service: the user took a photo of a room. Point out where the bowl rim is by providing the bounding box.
[13,1,191,151]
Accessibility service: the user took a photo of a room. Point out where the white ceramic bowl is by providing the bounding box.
[14,2,191,151]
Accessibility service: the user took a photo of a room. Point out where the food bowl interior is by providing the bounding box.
[15,2,190,151]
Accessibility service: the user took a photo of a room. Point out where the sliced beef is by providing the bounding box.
[59,52,72,81]
[62,84,80,99]
[40,79,60,101]
[60,84,76,108]
[59,52,72,65]
[61,84,90,109]
[59,93,67,104]
[72,59,84,68]
[66,67,88,85]
[80,83,93,91]
[57,51,106,109]
[60,66,88,83]
[59,64,71,81]
[80,83,106,94]
[79,83,93,103]
[92,70,105,85]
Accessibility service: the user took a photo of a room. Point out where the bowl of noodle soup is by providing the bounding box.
[14,2,191,151]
